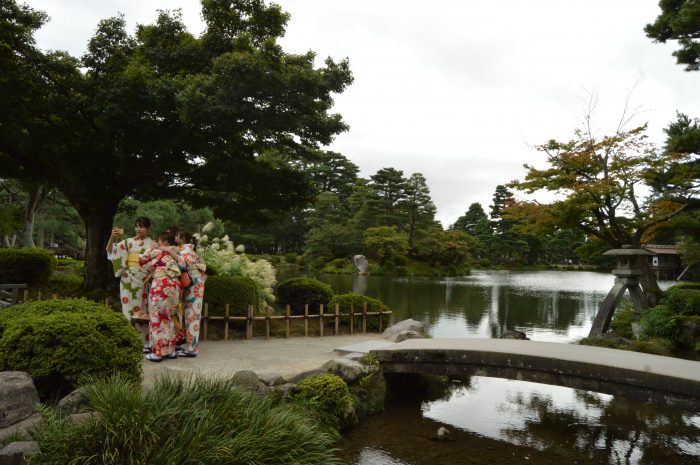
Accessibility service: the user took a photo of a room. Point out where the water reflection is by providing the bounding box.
[287,270,677,343]
[340,376,700,465]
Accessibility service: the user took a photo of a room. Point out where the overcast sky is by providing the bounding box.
[25,0,700,226]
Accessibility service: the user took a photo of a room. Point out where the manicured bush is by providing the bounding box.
[0,247,56,283]
[276,277,333,315]
[294,373,355,434]
[662,287,700,316]
[640,305,680,340]
[34,375,340,465]
[393,254,408,266]
[0,298,142,399]
[329,293,390,314]
[311,256,328,269]
[204,275,259,316]
[609,306,638,339]
[330,258,346,269]
[285,252,298,264]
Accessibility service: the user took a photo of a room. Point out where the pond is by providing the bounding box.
[281,269,700,464]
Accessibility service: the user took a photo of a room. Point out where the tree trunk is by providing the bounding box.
[639,259,661,308]
[83,207,118,291]
[20,185,43,248]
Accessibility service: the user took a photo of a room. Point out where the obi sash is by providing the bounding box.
[126,253,141,268]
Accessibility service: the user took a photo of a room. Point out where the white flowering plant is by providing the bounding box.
[195,223,276,309]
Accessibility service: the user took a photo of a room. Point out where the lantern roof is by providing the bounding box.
[602,245,652,257]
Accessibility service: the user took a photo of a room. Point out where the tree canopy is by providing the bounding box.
[0,0,353,287]
[645,0,700,71]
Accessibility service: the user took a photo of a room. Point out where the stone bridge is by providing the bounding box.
[370,339,700,411]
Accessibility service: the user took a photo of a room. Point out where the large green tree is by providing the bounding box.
[0,0,352,288]
[645,0,700,71]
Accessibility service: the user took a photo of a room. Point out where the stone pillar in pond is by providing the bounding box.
[589,245,652,336]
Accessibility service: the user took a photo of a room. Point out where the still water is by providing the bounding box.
[289,270,699,464]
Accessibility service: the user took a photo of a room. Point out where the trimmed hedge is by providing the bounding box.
[0,248,56,283]
[662,287,700,316]
[294,373,355,433]
[0,298,142,399]
[328,293,390,314]
[276,277,333,315]
[204,275,259,316]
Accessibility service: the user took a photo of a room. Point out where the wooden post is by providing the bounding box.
[362,302,367,334]
[37,291,42,301]
[319,304,324,337]
[23,289,29,304]
[247,305,254,340]
[285,304,291,338]
[203,303,209,341]
[224,304,230,341]
[304,304,309,337]
[334,304,339,335]
[379,307,383,332]
[265,306,271,340]
[350,303,354,335]
[52,293,58,300]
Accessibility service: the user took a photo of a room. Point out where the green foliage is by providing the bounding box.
[645,0,700,71]
[329,293,390,314]
[362,226,408,264]
[640,305,680,340]
[0,299,141,399]
[662,286,700,315]
[609,305,638,340]
[284,252,298,264]
[349,358,386,420]
[294,374,355,433]
[204,275,259,316]
[33,374,340,465]
[276,277,333,315]
[630,338,674,357]
[0,247,56,283]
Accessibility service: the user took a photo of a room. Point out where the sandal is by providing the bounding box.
[143,344,152,354]
[176,349,198,358]
[145,353,162,362]
[164,352,178,360]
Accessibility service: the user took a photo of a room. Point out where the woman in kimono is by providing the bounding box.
[107,217,153,321]
[140,231,185,362]
[175,231,207,357]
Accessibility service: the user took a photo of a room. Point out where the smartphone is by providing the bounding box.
[116,227,125,235]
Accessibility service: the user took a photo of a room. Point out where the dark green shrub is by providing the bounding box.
[204,275,259,316]
[640,305,680,340]
[311,256,328,269]
[330,258,346,269]
[0,298,141,399]
[0,248,56,283]
[34,375,340,465]
[393,254,408,266]
[276,277,333,315]
[630,338,674,356]
[610,306,638,339]
[662,287,700,315]
[285,252,298,264]
[294,373,355,433]
[328,292,390,328]
[382,260,396,272]
[350,356,386,420]
[666,282,700,291]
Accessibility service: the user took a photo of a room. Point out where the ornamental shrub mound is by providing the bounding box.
[276,277,333,315]
[34,374,340,465]
[329,293,390,330]
[0,298,141,399]
[0,247,56,283]
[294,373,355,434]
[662,287,700,316]
[204,275,259,316]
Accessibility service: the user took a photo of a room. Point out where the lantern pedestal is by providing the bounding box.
[589,246,651,337]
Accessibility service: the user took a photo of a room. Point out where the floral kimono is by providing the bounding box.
[139,249,185,357]
[179,244,207,353]
[108,236,153,320]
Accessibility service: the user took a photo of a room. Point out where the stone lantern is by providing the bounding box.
[589,245,652,336]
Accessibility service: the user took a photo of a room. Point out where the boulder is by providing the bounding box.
[352,255,369,275]
[382,319,425,342]
[287,368,325,384]
[342,352,366,361]
[322,358,367,384]
[65,412,101,426]
[231,370,269,396]
[0,372,39,429]
[257,372,285,387]
[56,387,88,416]
[271,383,296,398]
[395,330,424,343]
[0,441,40,465]
[0,414,42,444]
[501,329,529,340]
